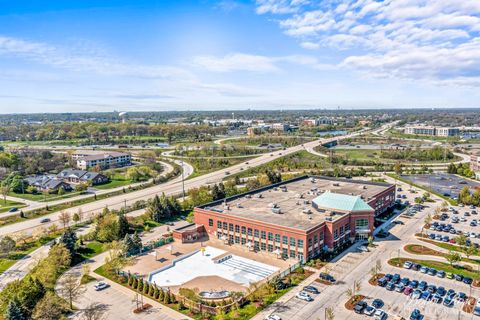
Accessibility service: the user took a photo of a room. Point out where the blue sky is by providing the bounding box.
[0,0,479,113]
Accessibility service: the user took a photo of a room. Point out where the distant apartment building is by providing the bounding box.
[272,123,298,132]
[303,118,334,126]
[72,151,131,170]
[404,126,459,137]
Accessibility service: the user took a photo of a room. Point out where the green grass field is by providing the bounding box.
[0,237,56,274]
[0,199,26,213]
[94,178,133,190]
[8,191,83,202]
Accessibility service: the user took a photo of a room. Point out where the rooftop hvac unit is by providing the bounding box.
[271,207,282,214]
[296,201,300,205]
[333,183,340,186]
[303,200,310,204]
[224,205,230,210]
[302,208,312,214]
[236,203,242,208]
[310,178,316,183]
[256,194,263,198]
[325,216,333,221]
[245,194,252,199]
[363,185,367,189]
[268,202,278,208]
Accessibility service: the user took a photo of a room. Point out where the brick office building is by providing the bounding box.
[194,176,395,261]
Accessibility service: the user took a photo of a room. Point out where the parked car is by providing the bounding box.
[372,299,384,309]
[265,315,282,320]
[404,286,413,295]
[386,282,395,291]
[296,292,313,301]
[365,306,376,316]
[463,277,473,285]
[418,281,428,291]
[319,273,336,283]
[420,291,431,300]
[40,218,51,223]
[302,286,319,294]
[410,309,423,320]
[432,294,442,304]
[412,289,422,299]
[473,299,480,316]
[437,270,446,278]
[94,282,109,291]
[353,301,368,314]
[443,296,454,307]
[8,207,17,212]
[403,261,413,269]
[454,274,464,282]
[374,309,387,320]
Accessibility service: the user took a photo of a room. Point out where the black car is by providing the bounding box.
[354,301,368,314]
[412,264,422,271]
[392,274,401,284]
[377,277,388,287]
[372,299,384,309]
[319,273,336,283]
[463,277,473,285]
[303,286,319,294]
[455,274,464,282]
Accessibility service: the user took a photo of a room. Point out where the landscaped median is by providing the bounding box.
[388,258,480,287]
[405,242,480,265]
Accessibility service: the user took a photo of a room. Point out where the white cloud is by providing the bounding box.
[0,35,194,80]
[192,52,335,73]
[192,53,280,73]
[255,0,480,85]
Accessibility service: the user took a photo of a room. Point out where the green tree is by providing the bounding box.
[445,250,461,266]
[117,213,129,239]
[59,229,77,258]
[32,291,66,320]
[0,236,16,257]
[4,300,26,320]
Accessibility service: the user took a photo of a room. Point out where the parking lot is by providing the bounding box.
[401,173,480,200]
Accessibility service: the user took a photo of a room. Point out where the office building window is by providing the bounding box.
[268,232,273,241]
[247,228,253,236]
[275,234,280,243]
[282,236,288,245]
[235,225,240,233]
[254,229,259,238]
[229,223,234,231]
[208,219,213,227]
[217,221,222,229]
[290,237,296,246]
[241,226,246,234]
[261,231,266,239]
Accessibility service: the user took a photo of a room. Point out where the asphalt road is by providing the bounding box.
[0,123,394,237]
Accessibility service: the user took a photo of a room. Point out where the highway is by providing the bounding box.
[0,123,394,237]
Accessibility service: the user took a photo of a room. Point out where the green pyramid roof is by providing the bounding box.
[312,192,373,212]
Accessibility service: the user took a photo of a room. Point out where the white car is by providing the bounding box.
[296,292,313,301]
[265,315,282,320]
[358,246,369,252]
[374,309,387,320]
[94,281,109,291]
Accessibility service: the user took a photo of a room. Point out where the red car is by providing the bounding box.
[404,286,413,295]
[449,239,456,244]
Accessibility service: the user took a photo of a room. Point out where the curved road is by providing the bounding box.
[0,124,389,237]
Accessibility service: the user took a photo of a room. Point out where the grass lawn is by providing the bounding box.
[8,191,82,202]
[389,257,480,280]
[94,179,133,190]
[332,148,459,164]
[0,199,26,213]
[77,241,105,260]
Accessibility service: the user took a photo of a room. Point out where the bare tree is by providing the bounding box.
[58,272,85,309]
[325,306,335,320]
[0,186,10,204]
[59,211,71,229]
[81,302,107,320]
